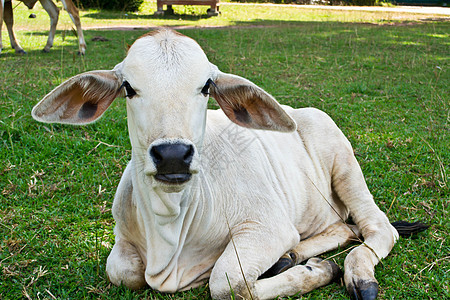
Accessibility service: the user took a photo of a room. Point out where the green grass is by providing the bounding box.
[1,2,449,299]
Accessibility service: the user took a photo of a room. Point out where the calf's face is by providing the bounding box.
[117,33,213,191]
[32,30,297,193]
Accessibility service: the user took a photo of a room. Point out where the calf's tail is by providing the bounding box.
[391,221,429,237]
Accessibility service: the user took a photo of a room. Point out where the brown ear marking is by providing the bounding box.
[60,77,119,122]
[233,106,252,124]
[32,70,122,125]
[79,101,98,119]
[211,81,296,132]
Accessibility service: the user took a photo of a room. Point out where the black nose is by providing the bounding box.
[149,143,194,183]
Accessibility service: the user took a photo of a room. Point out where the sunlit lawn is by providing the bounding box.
[1,2,449,299]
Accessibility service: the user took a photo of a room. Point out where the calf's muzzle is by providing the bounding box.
[150,142,194,184]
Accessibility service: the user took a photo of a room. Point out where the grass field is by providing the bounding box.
[1,2,449,299]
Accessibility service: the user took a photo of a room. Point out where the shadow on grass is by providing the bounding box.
[83,10,215,21]
[81,6,449,26]
[0,40,82,58]
[7,17,448,59]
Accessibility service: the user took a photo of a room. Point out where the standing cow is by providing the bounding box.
[0,0,86,54]
[32,29,426,299]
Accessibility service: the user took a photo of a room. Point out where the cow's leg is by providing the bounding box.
[253,258,341,299]
[39,0,59,53]
[60,0,86,55]
[1,0,4,54]
[106,163,146,290]
[3,0,25,54]
[106,239,146,290]
[332,148,399,299]
[209,221,340,299]
[263,222,360,278]
[294,222,360,263]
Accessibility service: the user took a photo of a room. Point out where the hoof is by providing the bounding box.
[327,260,343,284]
[42,48,50,53]
[16,49,27,55]
[259,252,296,279]
[347,279,379,300]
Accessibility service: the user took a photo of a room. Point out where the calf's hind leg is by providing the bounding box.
[332,145,399,299]
[262,222,360,278]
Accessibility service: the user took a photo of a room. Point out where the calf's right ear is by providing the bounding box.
[32,70,122,125]
[210,71,297,132]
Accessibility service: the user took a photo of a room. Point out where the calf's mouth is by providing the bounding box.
[154,173,192,184]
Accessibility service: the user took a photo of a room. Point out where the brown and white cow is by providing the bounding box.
[0,0,86,55]
[32,29,414,299]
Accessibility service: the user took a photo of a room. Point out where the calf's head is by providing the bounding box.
[32,29,296,192]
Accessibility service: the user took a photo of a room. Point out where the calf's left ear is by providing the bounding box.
[210,71,297,132]
[32,70,122,125]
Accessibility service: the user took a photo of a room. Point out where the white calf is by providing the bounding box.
[0,0,86,55]
[32,29,400,299]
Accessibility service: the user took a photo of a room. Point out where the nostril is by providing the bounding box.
[183,145,194,164]
[150,147,163,165]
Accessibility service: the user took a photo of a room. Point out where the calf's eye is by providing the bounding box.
[121,81,137,99]
[201,79,216,97]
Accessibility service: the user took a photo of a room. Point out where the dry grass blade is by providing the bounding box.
[418,135,447,188]
[225,217,254,300]
[46,289,58,300]
[304,175,361,242]
[386,195,398,216]
[305,174,383,265]
[324,244,359,261]
[22,287,32,300]
[413,255,450,280]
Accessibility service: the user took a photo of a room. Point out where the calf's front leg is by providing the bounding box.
[106,163,146,290]
[209,221,340,300]
[106,239,146,290]
[254,257,341,299]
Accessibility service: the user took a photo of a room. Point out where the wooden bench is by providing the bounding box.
[155,0,219,16]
